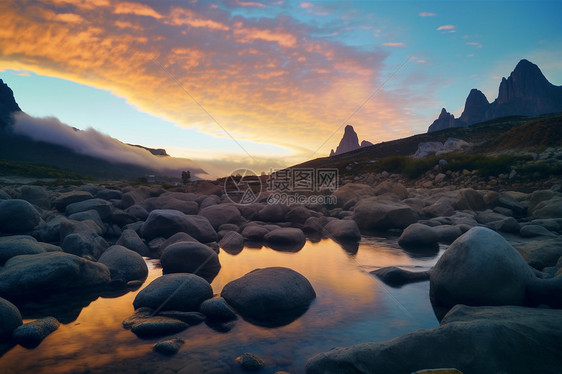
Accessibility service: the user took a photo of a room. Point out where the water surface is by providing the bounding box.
[1,237,444,373]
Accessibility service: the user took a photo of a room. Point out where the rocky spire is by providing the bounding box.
[427,108,455,132]
[458,89,489,125]
[331,125,360,156]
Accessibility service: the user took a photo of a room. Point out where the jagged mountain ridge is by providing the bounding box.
[330,125,373,156]
[428,59,562,132]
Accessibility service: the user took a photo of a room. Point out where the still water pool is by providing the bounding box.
[1,237,445,374]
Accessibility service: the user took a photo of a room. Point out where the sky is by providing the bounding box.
[1,0,561,178]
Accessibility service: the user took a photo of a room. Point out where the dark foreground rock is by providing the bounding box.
[221,267,316,327]
[263,228,306,251]
[0,199,41,234]
[140,209,217,243]
[0,252,111,300]
[98,245,148,284]
[12,317,60,348]
[153,338,184,355]
[371,266,430,287]
[306,305,562,374]
[160,241,221,282]
[133,274,213,312]
[0,297,22,338]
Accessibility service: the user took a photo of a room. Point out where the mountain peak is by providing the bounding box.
[331,124,360,156]
[427,108,455,132]
[458,89,489,125]
[0,79,22,128]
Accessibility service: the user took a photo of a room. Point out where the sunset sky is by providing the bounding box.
[1,0,561,177]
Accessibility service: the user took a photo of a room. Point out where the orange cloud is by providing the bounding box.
[419,12,437,17]
[113,1,162,18]
[436,25,456,33]
[382,42,404,47]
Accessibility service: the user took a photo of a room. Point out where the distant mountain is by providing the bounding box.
[428,59,562,133]
[0,79,205,180]
[330,125,373,156]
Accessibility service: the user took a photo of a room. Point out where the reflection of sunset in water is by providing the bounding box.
[1,238,442,373]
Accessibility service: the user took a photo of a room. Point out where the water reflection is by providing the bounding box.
[0,238,442,373]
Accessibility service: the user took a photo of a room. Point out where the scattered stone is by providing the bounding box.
[0,235,45,265]
[65,198,113,222]
[257,204,289,222]
[199,204,243,230]
[158,311,206,325]
[222,267,316,327]
[520,224,557,238]
[324,219,361,242]
[140,209,217,243]
[264,228,306,251]
[160,241,221,282]
[371,266,430,287]
[219,231,245,253]
[0,199,41,234]
[116,229,150,257]
[236,353,264,371]
[0,297,22,338]
[130,317,189,339]
[12,317,60,348]
[200,297,237,322]
[20,185,50,209]
[54,191,93,211]
[153,338,185,355]
[98,245,148,284]
[133,273,213,312]
[398,223,439,249]
[241,225,270,241]
[353,198,418,231]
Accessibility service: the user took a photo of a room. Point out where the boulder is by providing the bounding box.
[140,209,217,243]
[514,238,562,270]
[0,252,111,300]
[0,235,45,265]
[198,204,243,230]
[398,223,439,249]
[54,191,93,211]
[110,209,138,227]
[200,297,237,322]
[219,231,245,253]
[20,185,50,209]
[96,189,122,201]
[0,297,22,338]
[60,221,108,259]
[306,305,562,374]
[285,206,316,224]
[520,224,557,238]
[264,228,306,251]
[65,198,113,222]
[324,220,361,242]
[221,267,316,327]
[422,197,455,218]
[116,229,150,257]
[241,224,270,241]
[491,217,521,233]
[143,196,199,215]
[160,241,221,282]
[457,188,486,211]
[154,232,199,258]
[153,338,185,355]
[532,196,562,219]
[430,227,534,317]
[133,273,213,312]
[353,198,419,231]
[125,205,149,221]
[432,225,463,244]
[0,199,41,234]
[98,245,148,284]
[257,204,289,222]
[372,181,408,200]
[68,209,104,229]
[12,317,60,348]
[236,353,265,371]
[371,266,430,287]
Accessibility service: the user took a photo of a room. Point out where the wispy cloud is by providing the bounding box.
[466,42,483,48]
[437,24,456,33]
[382,42,404,47]
[0,0,427,163]
[419,12,437,17]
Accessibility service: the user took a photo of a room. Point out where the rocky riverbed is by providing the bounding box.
[1,179,562,373]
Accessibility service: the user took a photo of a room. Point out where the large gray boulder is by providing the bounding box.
[324,219,361,242]
[221,267,316,327]
[353,198,418,231]
[98,245,148,284]
[116,229,150,257]
[133,274,213,312]
[0,235,45,265]
[65,198,113,222]
[140,209,217,243]
[306,305,562,374]
[198,204,243,230]
[0,252,111,299]
[0,297,22,338]
[398,223,439,249]
[160,241,221,282]
[219,231,245,253]
[60,219,108,259]
[430,227,534,316]
[0,199,41,234]
[264,228,306,251]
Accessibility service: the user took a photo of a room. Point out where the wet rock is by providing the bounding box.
[200,297,237,322]
[0,235,45,265]
[241,224,270,241]
[353,198,418,231]
[116,229,150,257]
[54,191,93,211]
[0,297,22,338]
[160,241,221,282]
[257,204,289,222]
[131,317,189,339]
[324,219,361,242]
[398,223,439,249]
[133,273,213,312]
[199,204,243,230]
[219,231,244,253]
[61,229,108,260]
[430,227,534,318]
[0,252,111,300]
[157,311,206,325]
[153,338,185,355]
[65,198,113,222]
[0,199,41,234]
[236,353,264,371]
[306,305,562,374]
[12,317,60,348]
[520,224,557,238]
[432,225,463,244]
[371,266,430,287]
[140,209,217,243]
[222,267,316,327]
[264,228,306,251]
[98,245,148,284]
